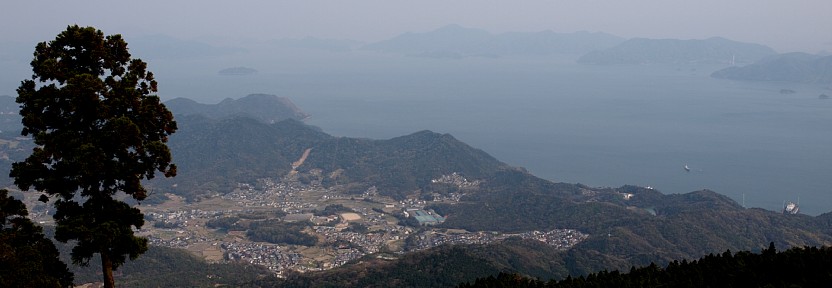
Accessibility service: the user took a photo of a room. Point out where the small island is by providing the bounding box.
[218,66,258,76]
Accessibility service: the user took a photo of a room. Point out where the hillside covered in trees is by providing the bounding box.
[152,113,832,286]
[5,97,832,287]
[458,244,832,288]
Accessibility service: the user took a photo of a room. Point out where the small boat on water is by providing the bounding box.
[684,164,690,172]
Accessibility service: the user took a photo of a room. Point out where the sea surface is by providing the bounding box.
[3,49,830,215]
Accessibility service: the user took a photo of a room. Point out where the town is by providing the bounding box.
[131,173,588,277]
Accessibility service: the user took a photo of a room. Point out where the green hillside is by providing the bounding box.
[161,116,511,200]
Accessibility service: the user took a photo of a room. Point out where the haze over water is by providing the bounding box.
[2,0,831,215]
[144,50,832,215]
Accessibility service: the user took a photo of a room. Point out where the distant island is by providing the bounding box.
[577,37,776,65]
[711,52,832,84]
[218,66,258,76]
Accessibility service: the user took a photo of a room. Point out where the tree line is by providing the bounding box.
[458,243,832,288]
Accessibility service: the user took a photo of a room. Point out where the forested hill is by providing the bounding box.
[161,115,512,200]
[161,112,832,283]
[458,244,832,288]
[429,177,832,272]
[164,93,309,123]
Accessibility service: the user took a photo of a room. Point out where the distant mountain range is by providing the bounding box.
[711,52,832,84]
[577,37,777,65]
[362,24,625,57]
[164,93,309,124]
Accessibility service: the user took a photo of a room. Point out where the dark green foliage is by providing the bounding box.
[458,273,545,288]
[344,222,369,234]
[246,220,317,246]
[124,191,169,206]
[12,25,177,287]
[152,221,180,229]
[65,246,279,287]
[459,244,832,288]
[314,204,355,216]
[205,216,242,231]
[0,189,73,287]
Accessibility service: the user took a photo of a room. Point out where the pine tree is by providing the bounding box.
[11,25,177,288]
[0,189,73,287]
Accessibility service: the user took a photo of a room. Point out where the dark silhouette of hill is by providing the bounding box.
[362,24,624,57]
[711,52,832,84]
[459,244,832,288]
[164,93,309,124]
[578,37,776,65]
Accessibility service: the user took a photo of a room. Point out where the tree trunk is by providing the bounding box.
[101,252,115,288]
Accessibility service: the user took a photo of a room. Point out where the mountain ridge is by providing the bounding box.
[162,115,512,200]
[578,37,777,65]
[164,93,309,124]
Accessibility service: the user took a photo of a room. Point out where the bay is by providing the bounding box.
[69,50,832,215]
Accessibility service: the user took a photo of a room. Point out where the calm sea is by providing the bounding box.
[7,49,829,214]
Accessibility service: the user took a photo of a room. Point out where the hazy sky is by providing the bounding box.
[2,0,831,53]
